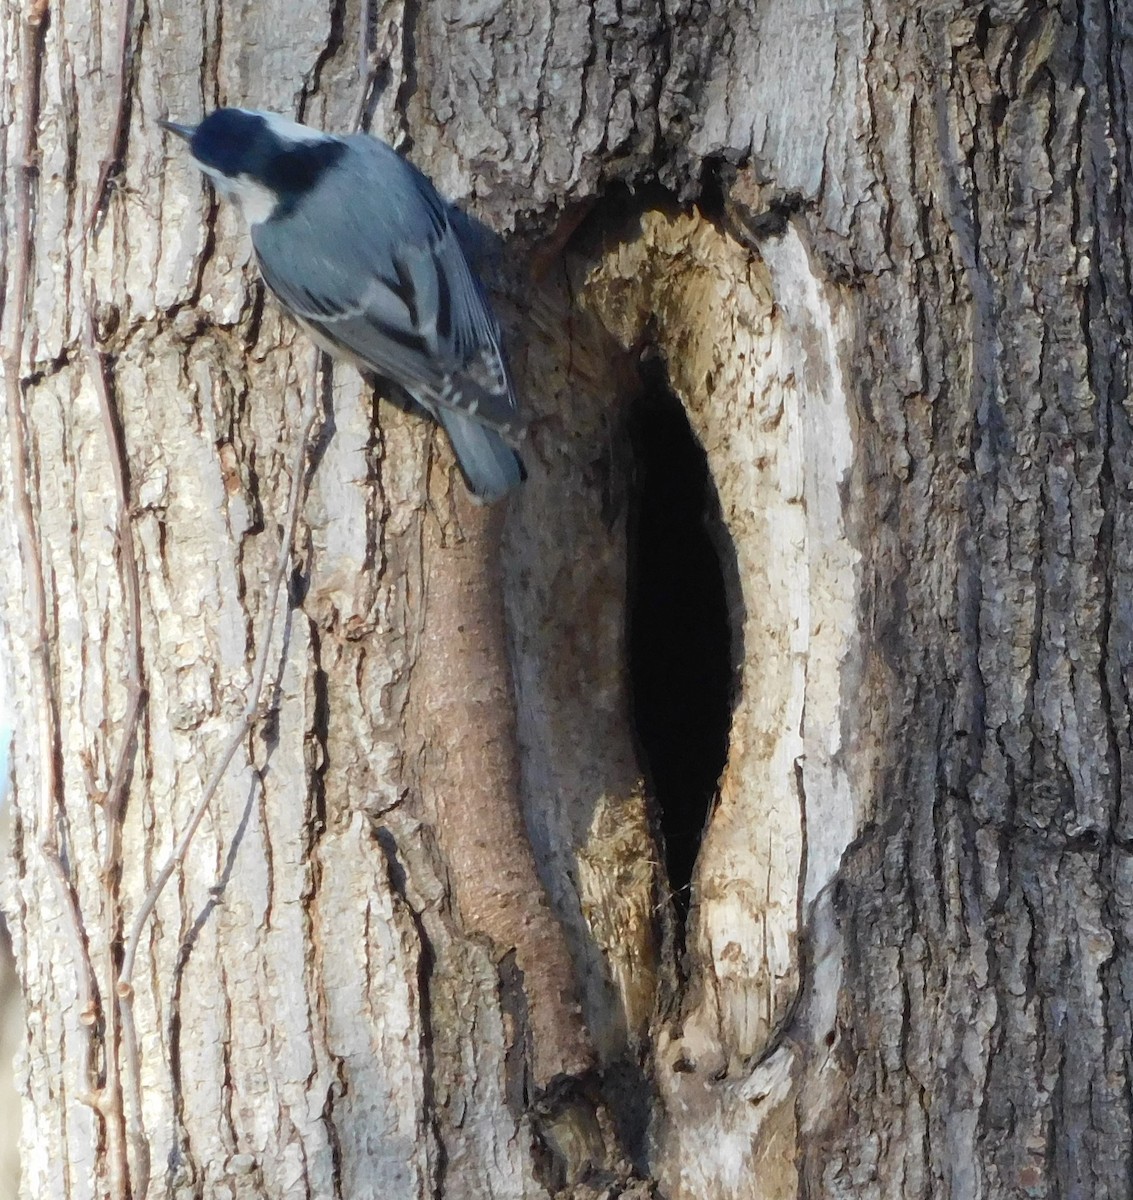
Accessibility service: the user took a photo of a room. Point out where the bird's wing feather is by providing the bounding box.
[252,137,522,437]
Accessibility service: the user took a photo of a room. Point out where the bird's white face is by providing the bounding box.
[195,163,280,226]
[188,111,333,226]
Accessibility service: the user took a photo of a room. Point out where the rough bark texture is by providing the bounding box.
[2,0,1130,1197]
[805,4,1133,1196]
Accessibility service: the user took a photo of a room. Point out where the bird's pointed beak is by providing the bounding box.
[159,118,197,143]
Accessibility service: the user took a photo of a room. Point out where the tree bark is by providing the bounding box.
[3,0,1130,1197]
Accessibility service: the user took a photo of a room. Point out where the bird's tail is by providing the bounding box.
[435,407,526,503]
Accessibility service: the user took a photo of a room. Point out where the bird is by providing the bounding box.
[161,107,526,503]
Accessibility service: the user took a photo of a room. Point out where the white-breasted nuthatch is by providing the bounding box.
[161,108,526,502]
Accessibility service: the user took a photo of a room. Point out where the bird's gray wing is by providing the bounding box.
[251,139,523,439]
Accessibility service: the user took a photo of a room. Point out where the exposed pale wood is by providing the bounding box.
[575,207,859,1197]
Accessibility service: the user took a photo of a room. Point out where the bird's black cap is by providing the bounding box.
[162,108,348,206]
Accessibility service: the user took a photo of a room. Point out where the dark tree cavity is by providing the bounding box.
[626,367,734,917]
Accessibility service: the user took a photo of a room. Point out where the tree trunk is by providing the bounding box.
[2,0,1129,1197]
